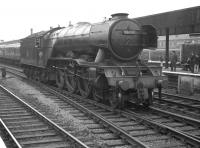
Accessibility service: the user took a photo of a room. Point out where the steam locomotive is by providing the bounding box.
[1,13,166,108]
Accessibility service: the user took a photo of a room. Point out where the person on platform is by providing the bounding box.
[170,51,177,71]
[160,55,164,68]
[199,53,200,73]
[194,54,199,73]
[1,67,6,78]
[190,52,195,73]
[186,57,191,71]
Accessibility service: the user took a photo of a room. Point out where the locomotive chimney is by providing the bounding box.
[68,21,72,27]
[30,28,33,35]
[111,13,129,19]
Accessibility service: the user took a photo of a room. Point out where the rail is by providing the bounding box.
[0,85,89,148]
[0,118,22,148]
[3,63,200,147]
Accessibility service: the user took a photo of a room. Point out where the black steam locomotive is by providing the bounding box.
[2,13,167,108]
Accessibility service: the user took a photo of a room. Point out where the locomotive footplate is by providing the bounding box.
[105,75,166,90]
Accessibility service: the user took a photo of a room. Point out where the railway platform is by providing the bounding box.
[162,68,200,95]
[163,67,200,75]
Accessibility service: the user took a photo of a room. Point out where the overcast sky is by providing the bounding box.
[0,0,199,41]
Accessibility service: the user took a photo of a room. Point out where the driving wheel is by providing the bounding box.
[77,71,92,98]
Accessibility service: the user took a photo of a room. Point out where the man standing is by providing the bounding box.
[1,67,6,78]
[190,52,195,73]
[194,54,199,73]
[160,55,164,68]
[171,51,178,71]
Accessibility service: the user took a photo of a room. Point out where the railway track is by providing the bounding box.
[37,84,200,147]
[154,91,200,120]
[0,119,21,148]
[3,63,200,119]
[0,85,88,148]
[2,64,200,147]
[128,104,200,140]
[1,65,142,147]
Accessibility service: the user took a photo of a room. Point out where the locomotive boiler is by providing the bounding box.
[21,13,166,108]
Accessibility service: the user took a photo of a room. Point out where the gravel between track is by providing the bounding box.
[0,75,107,147]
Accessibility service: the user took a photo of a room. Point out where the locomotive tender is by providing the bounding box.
[5,13,166,108]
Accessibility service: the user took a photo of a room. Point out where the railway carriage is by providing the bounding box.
[0,40,20,65]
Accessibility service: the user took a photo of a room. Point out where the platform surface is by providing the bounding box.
[163,68,200,76]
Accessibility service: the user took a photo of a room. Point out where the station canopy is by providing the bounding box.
[134,6,200,36]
